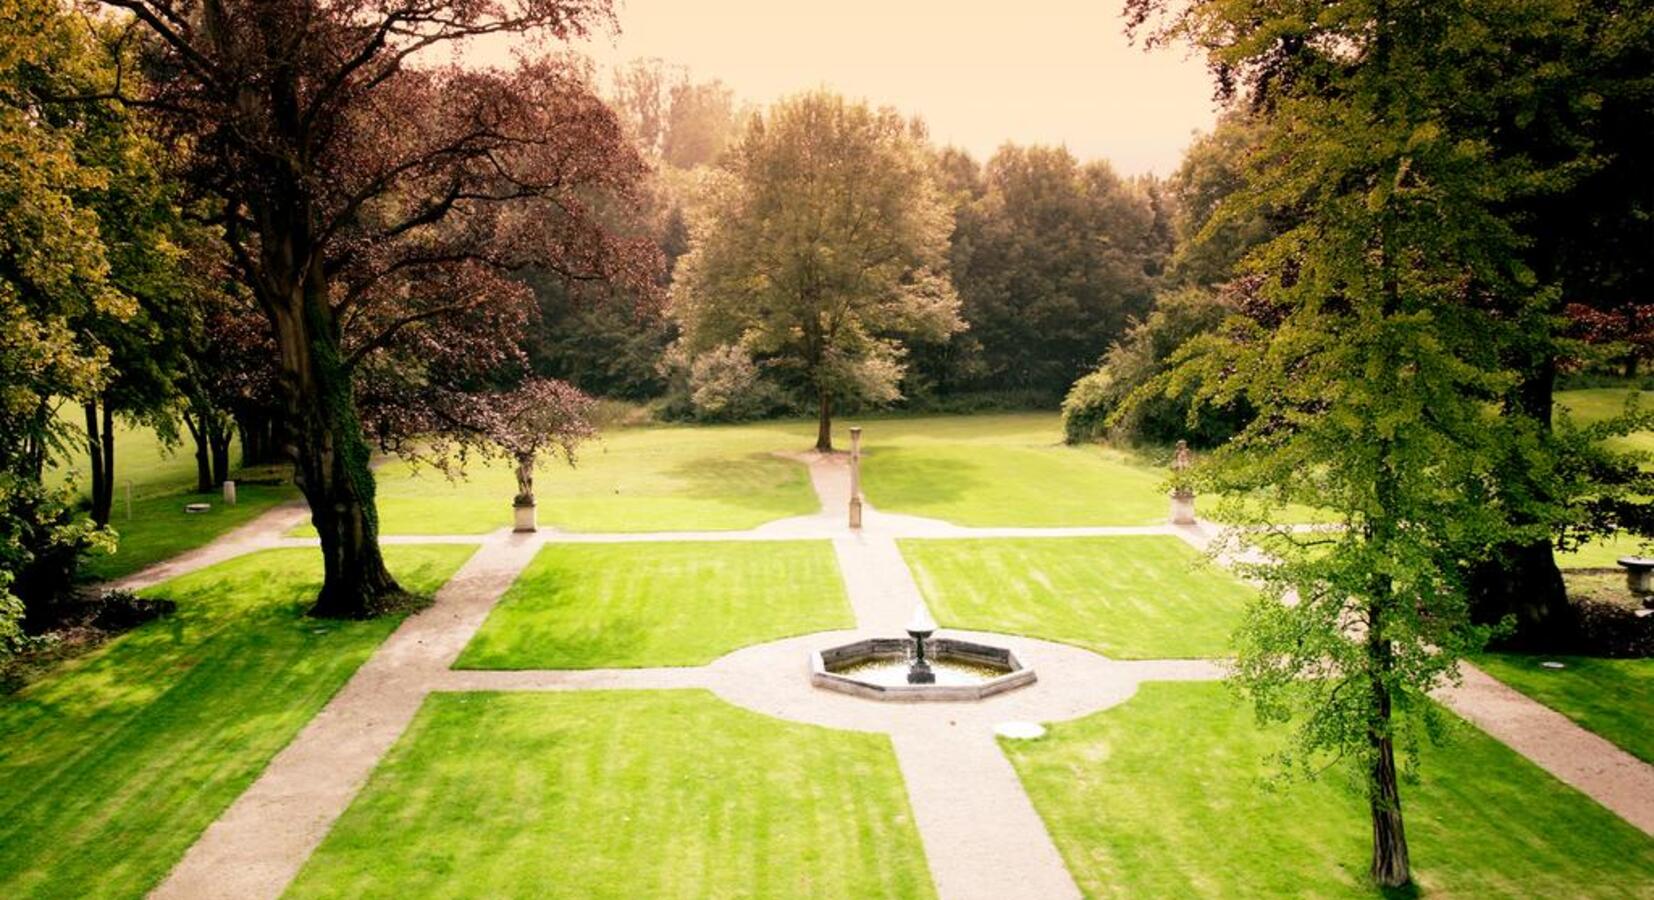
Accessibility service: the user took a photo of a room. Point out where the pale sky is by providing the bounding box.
[566,0,1221,176]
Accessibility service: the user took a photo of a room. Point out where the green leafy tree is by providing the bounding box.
[1062,285,1248,446]
[671,91,963,450]
[0,0,127,639]
[947,145,1163,397]
[1165,112,1277,289]
[1123,0,1584,887]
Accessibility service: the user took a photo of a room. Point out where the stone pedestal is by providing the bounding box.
[848,426,864,530]
[1169,490,1196,526]
[222,480,236,505]
[513,503,538,533]
[1620,556,1654,595]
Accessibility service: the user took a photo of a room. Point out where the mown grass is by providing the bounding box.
[901,536,1254,658]
[0,545,476,899]
[1475,653,1654,765]
[285,690,935,899]
[1004,682,1654,898]
[79,483,298,581]
[457,541,853,669]
[1557,387,1653,456]
[299,420,822,536]
[858,413,1169,526]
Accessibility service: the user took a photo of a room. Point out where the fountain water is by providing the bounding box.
[810,605,1037,701]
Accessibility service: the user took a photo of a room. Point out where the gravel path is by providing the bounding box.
[136,450,1654,899]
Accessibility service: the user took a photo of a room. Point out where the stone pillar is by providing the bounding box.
[222,480,237,505]
[848,426,864,529]
[1169,439,1195,525]
[513,502,538,534]
[1170,489,1196,526]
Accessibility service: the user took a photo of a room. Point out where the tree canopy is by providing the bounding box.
[671,90,962,450]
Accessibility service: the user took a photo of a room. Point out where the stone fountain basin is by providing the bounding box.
[811,637,1036,702]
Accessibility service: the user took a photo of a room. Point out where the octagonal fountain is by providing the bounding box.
[811,606,1036,702]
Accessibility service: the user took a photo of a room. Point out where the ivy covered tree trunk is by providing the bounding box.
[269,263,404,619]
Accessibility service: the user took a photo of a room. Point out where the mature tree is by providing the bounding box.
[610,59,741,171]
[0,0,128,639]
[1124,0,1582,886]
[1453,0,1654,649]
[661,78,738,170]
[672,91,962,450]
[948,145,1163,397]
[1164,113,1277,289]
[100,0,655,616]
[69,81,191,523]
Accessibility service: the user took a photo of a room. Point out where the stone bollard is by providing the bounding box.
[848,426,864,529]
[513,502,538,534]
[222,480,237,505]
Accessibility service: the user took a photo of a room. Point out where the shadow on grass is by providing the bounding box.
[859,447,980,506]
[664,452,816,511]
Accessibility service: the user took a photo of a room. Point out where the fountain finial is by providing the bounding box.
[906,604,937,637]
[905,604,937,684]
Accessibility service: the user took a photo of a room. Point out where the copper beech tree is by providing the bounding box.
[95,0,656,615]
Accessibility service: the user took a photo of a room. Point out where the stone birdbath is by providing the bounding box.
[1618,555,1654,598]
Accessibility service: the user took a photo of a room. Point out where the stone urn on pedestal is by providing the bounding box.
[848,426,864,529]
[1169,440,1197,526]
[512,454,538,533]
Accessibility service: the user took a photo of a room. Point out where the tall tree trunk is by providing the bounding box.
[1368,725,1411,887]
[1469,357,1576,650]
[184,408,214,493]
[815,388,833,452]
[269,266,404,619]
[83,401,112,526]
[1366,600,1411,889]
[209,417,232,487]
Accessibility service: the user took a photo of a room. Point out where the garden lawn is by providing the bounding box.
[79,483,298,581]
[1558,532,1651,568]
[900,536,1253,658]
[1557,387,1654,456]
[302,420,819,535]
[285,690,935,899]
[0,544,475,900]
[457,540,853,669]
[46,407,224,498]
[857,413,1168,526]
[1004,682,1654,898]
[1475,653,1654,765]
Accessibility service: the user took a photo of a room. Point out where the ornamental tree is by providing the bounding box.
[671,91,963,451]
[98,0,655,616]
[416,378,595,508]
